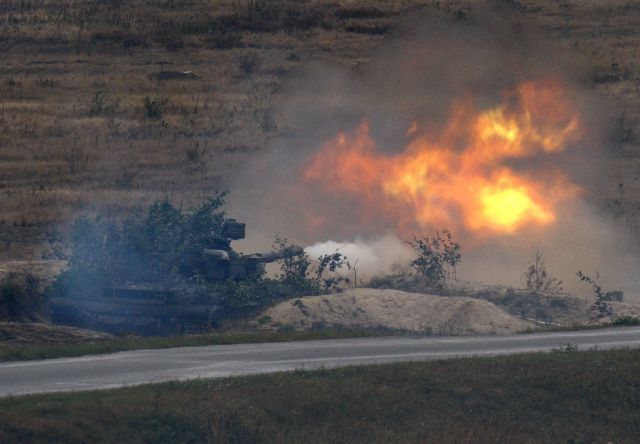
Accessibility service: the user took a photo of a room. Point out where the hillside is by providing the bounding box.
[1,0,640,261]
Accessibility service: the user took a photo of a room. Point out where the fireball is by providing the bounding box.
[302,79,582,238]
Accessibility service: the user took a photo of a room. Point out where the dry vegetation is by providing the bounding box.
[0,0,640,261]
[0,0,406,259]
[2,348,640,442]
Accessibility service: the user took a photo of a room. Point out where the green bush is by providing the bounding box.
[368,230,462,294]
[51,195,351,314]
[51,193,229,303]
[407,229,461,290]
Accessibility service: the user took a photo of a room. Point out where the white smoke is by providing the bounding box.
[305,234,413,278]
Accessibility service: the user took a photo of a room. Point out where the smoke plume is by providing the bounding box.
[228,5,637,300]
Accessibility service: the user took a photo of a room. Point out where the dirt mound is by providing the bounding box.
[0,322,112,347]
[257,288,532,335]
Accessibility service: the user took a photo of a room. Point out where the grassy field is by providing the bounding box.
[0,0,639,261]
[1,348,639,442]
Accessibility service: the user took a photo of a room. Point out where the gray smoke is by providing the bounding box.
[227,5,637,300]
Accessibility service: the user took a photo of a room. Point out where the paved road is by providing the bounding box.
[1,326,640,397]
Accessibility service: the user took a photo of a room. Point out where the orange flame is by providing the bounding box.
[302,79,583,238]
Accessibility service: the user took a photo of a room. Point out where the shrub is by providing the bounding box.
[406,229,461,291]
[368,230,462,294]
[143,97,167,120]
[0,273,44,322]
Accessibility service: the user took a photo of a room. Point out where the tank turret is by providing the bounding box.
[50,219,305,335]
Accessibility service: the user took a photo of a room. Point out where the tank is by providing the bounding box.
[50,219,304,335]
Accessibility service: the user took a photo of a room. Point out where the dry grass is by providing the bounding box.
[0,0,639,258]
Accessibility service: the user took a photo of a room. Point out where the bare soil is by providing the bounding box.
[256,288,533,335]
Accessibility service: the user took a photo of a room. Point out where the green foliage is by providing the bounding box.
[406,229,461,290]
[271,236,351,296]
[52,193,228,301]
[273,236,317,296]
[523,249,563,293]
[316,251,351,292]
[52,197,351,314]
[0,273,44,322]
[612,315,640,326]
[553,343,579,353]
[368,230,462,294]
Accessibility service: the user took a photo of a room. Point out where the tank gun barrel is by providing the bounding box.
[246,245,304,264]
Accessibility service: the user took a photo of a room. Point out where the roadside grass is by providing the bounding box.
[0,328,394,362]
[3,319,639,362]
[1,349,639,443]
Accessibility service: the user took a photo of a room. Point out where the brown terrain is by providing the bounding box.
[0,0,639,261]
[0,321,111,346]
[0,1,640,340]
[255,288,534,334]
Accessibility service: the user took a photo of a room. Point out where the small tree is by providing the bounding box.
[406,229,461,290]
[273,237,351,295]
[273,236,318,296]
[316,251,350,293]
[523,249,563,293]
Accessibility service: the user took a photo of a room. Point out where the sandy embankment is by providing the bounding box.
[257,288,532,335]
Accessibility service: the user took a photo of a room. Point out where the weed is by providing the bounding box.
[63,143,90,175]
[237,53,260,76]
[143,97,167,120]
[88,91,119,117]
[612,315,640,326]
[257,315,272,325]
[576,271,619,319]
[553,342,579,352]
[523,249,562,293]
